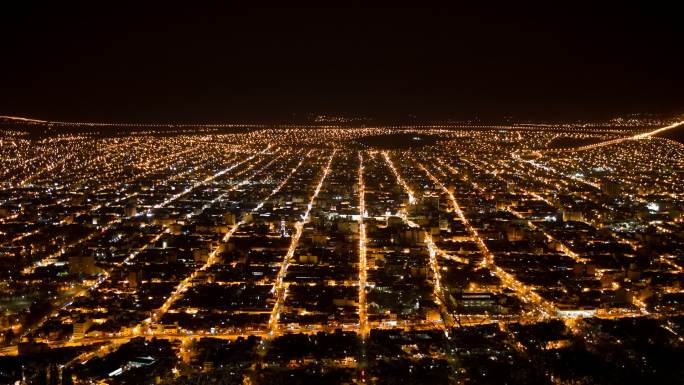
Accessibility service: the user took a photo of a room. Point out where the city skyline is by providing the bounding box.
[1,118,684,384]
[2,3,684,385]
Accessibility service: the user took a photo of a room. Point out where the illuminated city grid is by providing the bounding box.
[1,117,684,384]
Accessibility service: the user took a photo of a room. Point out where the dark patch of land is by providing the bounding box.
[355,133,447,149]
[655,123,684,144]
[546,136,609,149]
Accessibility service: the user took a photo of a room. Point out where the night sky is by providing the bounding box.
[1,3,682,123]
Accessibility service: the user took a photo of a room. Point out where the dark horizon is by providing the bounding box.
[1,3,683,123]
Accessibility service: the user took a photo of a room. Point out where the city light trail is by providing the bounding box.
[460,158,590,265]
[659,254,684,274]
[267,151,336,336]
[148,152,288,322]
[16,141,124,187]
[0,115,47,124]
[545,120,684,153]
[357,152,369,338]
[504,156,647,254]
[184,150,286,220]
[21,149,265,275]
[421,231,456,329]
[24,151,279,354]
[424,161,494,268]
[151,150,262,209]
[514,155,600,190]
[3,120,684,384]
[87,142,206,198]
[20,230,166,341]
[0,212,21,225]
[5,145,225,247]
[20,150,300,354]
[148,150,310,325]
[663,320,684,344]
[1,146,207,248]
[382,153,451,329]
[424,160,557,318]
[19,150,272,340]
[471,154,684,294]
[19,304,682,356]
[463,154,684,318]
[252,150,313,213]
[382,151,416,204]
